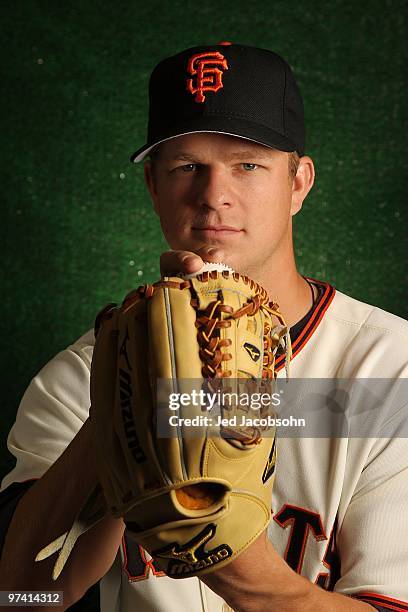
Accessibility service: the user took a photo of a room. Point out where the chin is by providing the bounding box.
[224,256,246,275]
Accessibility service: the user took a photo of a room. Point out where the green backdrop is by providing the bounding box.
[1,1,407,607]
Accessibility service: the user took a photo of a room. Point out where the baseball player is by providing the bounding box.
[1,43,408,612]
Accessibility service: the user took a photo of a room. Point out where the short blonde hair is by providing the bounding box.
[288,151,300,181]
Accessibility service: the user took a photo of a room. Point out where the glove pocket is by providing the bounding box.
[125,477,230,529]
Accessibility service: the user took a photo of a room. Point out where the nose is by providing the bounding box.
[196,167,232,210]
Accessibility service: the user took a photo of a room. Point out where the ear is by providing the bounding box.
[290,156,315,216]
[144,161,159,215]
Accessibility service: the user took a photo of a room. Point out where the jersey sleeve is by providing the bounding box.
[1,329,95,491]
[335,431,408,611]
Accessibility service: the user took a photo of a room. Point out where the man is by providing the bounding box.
[1,43,407,612]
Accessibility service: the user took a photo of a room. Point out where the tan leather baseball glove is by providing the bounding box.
[36,269,291,580]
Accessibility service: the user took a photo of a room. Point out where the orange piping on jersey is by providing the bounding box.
[121,534,139,581]
[121,536,165,581]
[275,280,336,372]
[353,593,408,611]
[293,281,335,353]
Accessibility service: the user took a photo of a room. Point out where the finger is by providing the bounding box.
[195,245,225,263]
[160,251,202,276]
[160,247,225,276]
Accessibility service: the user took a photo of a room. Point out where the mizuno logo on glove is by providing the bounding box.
[154,524,232,577]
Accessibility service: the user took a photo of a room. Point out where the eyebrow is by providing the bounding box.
[226,149,273,160]
[166,153,199,162]
[166,149,274,162]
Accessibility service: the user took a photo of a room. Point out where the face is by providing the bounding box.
[145,133,311,279]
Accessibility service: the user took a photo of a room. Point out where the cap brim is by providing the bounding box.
[130,116,299,162]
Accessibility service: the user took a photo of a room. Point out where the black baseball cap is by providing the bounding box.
[130,42,305,163]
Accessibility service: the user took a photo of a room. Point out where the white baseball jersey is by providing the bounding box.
[2,281,408,612]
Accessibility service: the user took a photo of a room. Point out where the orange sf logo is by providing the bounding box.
[186,51,229,103]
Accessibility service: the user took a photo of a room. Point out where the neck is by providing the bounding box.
[264,270,312,328]
[243,253,312,328]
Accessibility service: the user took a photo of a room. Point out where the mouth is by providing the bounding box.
[192,225,243,238]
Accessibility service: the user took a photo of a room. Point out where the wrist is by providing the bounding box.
[201,533,311,612]
[227,541,312,611]
[202,532,313,612]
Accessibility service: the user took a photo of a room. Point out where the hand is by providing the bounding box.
[160,246,225,276]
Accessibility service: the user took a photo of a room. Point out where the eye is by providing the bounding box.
[242,163,258,171]
[179,163,198,172]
